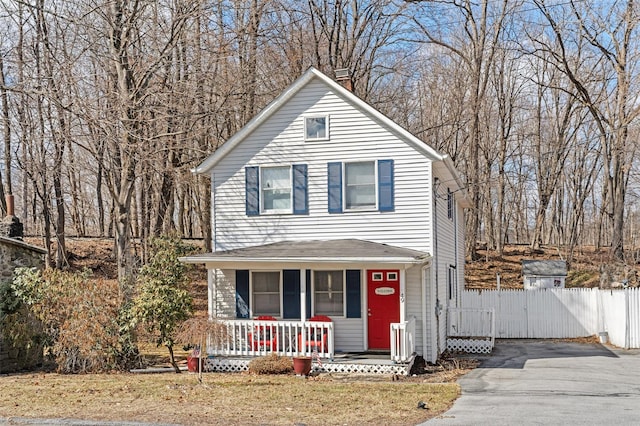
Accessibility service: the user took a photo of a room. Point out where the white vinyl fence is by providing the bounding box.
[460,288,640,349]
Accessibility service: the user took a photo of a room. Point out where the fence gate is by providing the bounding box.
[446,308,495,354]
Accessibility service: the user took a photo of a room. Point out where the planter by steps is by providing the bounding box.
[292,356,312,376]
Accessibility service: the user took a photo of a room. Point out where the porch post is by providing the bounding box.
[207,268,215,319]
[300,269,307,321]
[399,269,406,323]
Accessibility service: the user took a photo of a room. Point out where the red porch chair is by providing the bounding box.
[249,315,278,351]
[298,315,332,353]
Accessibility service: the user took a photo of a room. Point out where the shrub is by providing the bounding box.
[248,354,294,375]
[131,235,195,373]
[11,267,127,373]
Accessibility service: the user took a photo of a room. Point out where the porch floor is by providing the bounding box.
[205,352,413,375]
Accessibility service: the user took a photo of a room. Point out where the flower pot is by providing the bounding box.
[292,356,312,376]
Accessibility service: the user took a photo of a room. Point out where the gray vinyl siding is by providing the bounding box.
[210,79,433,253]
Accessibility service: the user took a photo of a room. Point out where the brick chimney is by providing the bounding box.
[1,194,23,239]
[335,68,353,92]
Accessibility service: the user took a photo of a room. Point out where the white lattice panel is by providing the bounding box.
[205,358,249,372]
[447,338,493,354]
[202,357,408,375]
[316,363,408,375]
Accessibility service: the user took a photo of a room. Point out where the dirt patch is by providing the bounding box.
[465,244,611,290]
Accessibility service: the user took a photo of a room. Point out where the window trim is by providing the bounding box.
[447,265,456,302]
[313,270,346,317]
[251,270,282,318]
[304,115,330,141]
[447,188,454,220]
[260,165,293,214]
[343,160,378,212]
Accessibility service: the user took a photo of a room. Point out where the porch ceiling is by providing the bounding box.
[180,239,431,269]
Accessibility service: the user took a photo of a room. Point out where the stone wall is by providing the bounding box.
[0,237,46,373]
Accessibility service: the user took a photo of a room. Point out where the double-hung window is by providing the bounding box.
[252,271,281,317]
[314,271,344,316]
[245,164,308,215]
[345,162,376,210]
[262,167,291,213]
[328,159,394,213]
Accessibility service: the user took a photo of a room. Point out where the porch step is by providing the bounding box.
[204,356,411,375]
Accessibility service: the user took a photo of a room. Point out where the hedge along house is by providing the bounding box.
[181,67,469,372]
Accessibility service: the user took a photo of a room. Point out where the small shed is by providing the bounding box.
[522,260,567,290]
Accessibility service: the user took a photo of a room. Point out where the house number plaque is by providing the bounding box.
[375,287,395,296]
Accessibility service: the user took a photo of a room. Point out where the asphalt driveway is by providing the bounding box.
[425,339,640,425]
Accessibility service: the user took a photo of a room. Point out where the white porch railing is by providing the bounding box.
[390,317,416,362]
[207,319,334,359]
[447,308,495,354]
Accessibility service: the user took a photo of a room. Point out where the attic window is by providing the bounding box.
[305,116,329,140]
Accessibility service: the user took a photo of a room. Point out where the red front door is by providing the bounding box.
[367,269,400,350]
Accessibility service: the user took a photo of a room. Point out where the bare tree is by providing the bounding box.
[412,0,512,259]
[533,0,640,261]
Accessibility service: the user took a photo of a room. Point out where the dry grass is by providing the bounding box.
[6,238,468,424]
[465,244,606,289]
[0,372,460,425]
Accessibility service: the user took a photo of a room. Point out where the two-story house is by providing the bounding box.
[181,67,469,367]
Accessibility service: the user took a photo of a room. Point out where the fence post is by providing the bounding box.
[625,289,630,349]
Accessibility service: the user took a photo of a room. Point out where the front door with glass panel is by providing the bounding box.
[367,270,400,350]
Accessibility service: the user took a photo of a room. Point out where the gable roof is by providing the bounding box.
[522,260,567,277]
[192,67,447,175]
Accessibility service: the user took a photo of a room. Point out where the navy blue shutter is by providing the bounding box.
[283,270,301,319]
[245,166,260,216]
[345,270,361,318]
[378,159,394,212]
[236,270,250,318]
[328,162,343,213]
[306,269,312,319]
[292,164,308,214]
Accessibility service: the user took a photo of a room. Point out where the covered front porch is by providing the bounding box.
[180,239,432,370]
[205,315,416,362]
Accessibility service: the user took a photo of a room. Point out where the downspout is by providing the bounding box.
[212,172,217,253]
[625,288,630,349]
[453,200,459,307]
[211,174,218,321]
[421,265,429,362]
[433,177,441,356]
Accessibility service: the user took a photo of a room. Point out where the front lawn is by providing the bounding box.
[0,372,460,425]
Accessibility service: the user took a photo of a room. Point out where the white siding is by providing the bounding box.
[405,266,424,352]
[201,75,472,360]
[333,318,365,352]
[456,202,466,308]
[212,269,236,318]
[211,79,433,252]
[433,170,455,358]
